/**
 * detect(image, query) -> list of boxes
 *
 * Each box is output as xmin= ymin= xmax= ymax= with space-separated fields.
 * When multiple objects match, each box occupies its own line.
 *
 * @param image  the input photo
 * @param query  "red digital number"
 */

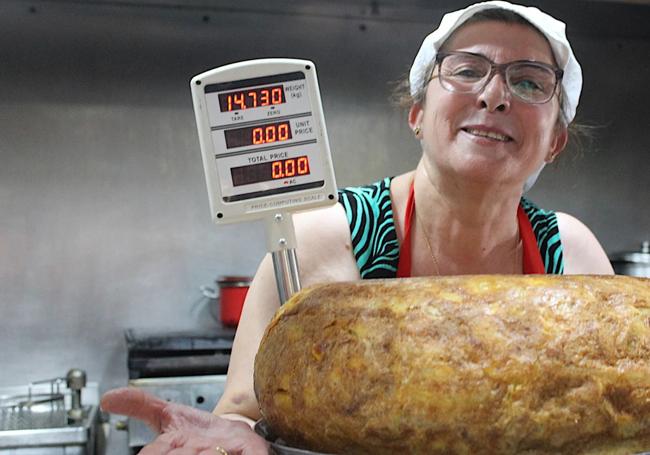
xmin=233 ymin=92 xmax=246 ymax=110
xmin=252 ymin=127 xmax=264 ymax=145
xmin=297 ymin=157 xmax=309 ymax=175
xmin=265 ymin=126 xmax=276 ymax=143
xmin=278 ymin=123 xmax=289 ymax=141
xmin=250 ymin=123 xmax=291 ymax=145
xmin=285 ymin=159 xmax=295 ymax=177
xmin=271 ymin=88 xmax=283 ymax=104
xmin=272 ymin=161 xmax=283 ymax=179
xmin=260 ymin=89 xmax=270 ymax=106
xmin=247 ymin=91 xmax=257 ymax=108
xmin=271 ymin=157 xmax=310 ymax=180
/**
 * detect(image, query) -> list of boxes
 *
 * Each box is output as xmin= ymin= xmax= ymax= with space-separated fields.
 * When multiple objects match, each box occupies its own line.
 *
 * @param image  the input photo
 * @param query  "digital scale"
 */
xmin=190 ymin=59 xmax=337 ymax=303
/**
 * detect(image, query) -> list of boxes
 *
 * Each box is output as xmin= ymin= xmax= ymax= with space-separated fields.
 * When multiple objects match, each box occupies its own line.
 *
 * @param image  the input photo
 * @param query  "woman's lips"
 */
xmin=461 ymin=126 xmax=514 ymax=142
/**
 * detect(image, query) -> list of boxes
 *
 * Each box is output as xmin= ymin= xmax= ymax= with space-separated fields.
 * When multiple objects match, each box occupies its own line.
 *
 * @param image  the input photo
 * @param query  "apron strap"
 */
xmin=517 ymin=204 xmax=546 ymax=274
xmin=396 ymin=182 xmax=415 ymax=278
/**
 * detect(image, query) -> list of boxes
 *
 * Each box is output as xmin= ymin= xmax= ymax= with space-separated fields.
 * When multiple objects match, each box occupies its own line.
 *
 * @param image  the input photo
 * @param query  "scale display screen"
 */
xmin=191 ymin=59 xmax=336 ymax=224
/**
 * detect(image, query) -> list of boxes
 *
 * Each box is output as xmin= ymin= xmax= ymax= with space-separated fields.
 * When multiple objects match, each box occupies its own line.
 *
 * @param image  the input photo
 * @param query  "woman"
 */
xmin=102 ymin=2 xmax=613 ymax=454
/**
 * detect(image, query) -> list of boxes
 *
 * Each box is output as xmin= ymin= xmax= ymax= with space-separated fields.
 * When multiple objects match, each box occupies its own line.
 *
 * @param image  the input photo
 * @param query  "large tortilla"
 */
xmin=254 ymin=275 xmax=650 ymax=454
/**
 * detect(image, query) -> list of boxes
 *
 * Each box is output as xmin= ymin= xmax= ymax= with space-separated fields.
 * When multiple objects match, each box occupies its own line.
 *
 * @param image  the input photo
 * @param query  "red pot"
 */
xmin=217 ymin=276 xmax=251 ymax=327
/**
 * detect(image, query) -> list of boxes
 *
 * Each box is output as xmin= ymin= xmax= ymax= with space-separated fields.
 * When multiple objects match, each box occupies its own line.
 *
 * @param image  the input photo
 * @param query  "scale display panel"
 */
xmin=191 ymin=59 xmax=337 ymax=224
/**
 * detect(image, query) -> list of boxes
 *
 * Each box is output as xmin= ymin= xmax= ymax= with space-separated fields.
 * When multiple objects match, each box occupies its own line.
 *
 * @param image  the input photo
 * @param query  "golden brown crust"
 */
xmin=254 ymin=275 xmax=650 ymax=454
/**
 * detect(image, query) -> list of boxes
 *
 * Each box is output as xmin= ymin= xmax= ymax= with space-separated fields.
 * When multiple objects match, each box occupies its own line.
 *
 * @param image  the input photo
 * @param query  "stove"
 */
xmin=125 ymin=328 xmax=235 ymax=379
xmin=124 ymin=328 xmax=235 ymax=452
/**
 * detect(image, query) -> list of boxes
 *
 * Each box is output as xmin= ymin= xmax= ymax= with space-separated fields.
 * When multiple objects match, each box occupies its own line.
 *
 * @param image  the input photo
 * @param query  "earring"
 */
xmin=414 ymin=126 xmax=421 ymax=137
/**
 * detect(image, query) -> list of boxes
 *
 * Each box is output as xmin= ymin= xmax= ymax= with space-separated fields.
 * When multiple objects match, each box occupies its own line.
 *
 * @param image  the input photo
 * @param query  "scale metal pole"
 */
xmin=265 ymin=212 xmax=301 ymax=304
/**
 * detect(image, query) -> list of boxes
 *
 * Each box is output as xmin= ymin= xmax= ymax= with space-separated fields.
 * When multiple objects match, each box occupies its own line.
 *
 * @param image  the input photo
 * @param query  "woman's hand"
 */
xmin=101 ymin=387 xmax=269 ymax=455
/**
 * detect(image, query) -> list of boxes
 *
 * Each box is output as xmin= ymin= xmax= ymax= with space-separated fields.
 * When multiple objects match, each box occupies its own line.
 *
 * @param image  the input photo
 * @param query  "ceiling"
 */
xmin=11 ymin=0 xmax=650 ymax=38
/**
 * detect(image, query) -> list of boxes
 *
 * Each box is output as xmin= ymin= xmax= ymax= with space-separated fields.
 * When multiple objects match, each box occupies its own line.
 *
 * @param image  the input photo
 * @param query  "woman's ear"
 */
xmin=546 ymin=125 xmax=568 ymax=163
xmin=408 ymin=103 xmax=424 ymax=131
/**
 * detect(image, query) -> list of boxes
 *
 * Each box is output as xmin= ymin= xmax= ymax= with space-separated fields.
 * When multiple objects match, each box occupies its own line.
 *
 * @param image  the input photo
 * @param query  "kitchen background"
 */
xmin=1 ymin=0 xmax=648 ymax=394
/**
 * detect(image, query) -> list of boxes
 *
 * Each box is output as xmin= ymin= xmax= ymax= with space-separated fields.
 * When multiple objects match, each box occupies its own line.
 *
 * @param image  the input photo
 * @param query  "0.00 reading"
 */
xmin=254 ymin=123 xmax=290 ymax=145
xmin=224 ymin=121 xmax=292 ymax=149
xmin=231 ymin=156 xmax=311 ymax=187
xmin=272 ymin=156 xmax=309 ymax=179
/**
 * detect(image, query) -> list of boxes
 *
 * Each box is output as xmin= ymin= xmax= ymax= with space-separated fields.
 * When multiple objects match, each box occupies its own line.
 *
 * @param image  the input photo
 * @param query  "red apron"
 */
xmin=396 ymin=182 xmax=545 ymax=277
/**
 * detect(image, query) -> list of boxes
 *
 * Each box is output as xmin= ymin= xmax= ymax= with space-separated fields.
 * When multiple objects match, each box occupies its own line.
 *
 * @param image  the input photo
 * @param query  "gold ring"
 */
xmin=215 ymin=446 xmax=228 ymax=455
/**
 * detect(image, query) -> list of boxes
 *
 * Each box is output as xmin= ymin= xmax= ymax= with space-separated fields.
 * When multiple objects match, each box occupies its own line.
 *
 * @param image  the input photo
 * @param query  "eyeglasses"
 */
xmin=434 ymin=51 xmax=563 ymax=104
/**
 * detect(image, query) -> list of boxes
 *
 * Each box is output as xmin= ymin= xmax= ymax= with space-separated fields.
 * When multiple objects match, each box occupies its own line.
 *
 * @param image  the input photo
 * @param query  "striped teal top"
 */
xmin=338 ymin=177 xmax=564 ymax=278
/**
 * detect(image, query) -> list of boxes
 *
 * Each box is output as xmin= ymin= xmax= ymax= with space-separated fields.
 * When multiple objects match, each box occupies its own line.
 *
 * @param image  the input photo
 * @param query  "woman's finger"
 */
xmin=101 ymin=387 xmax=168 ymax=432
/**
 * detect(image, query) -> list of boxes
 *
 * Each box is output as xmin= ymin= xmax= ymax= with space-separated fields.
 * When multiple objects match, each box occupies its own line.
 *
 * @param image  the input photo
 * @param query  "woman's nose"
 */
xmin=476 ymin=73 xmax=511 ymax=113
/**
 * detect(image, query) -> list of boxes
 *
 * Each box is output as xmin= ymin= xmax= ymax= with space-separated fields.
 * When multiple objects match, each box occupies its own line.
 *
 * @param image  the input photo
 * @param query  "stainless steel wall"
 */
xmin=1 ymin=0 xmax=648 ymax=389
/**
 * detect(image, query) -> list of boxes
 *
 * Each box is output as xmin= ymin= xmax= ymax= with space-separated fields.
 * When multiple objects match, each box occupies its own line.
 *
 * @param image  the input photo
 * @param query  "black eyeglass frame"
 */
xmin=432 ymin=51 xmax=564 ymax=104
